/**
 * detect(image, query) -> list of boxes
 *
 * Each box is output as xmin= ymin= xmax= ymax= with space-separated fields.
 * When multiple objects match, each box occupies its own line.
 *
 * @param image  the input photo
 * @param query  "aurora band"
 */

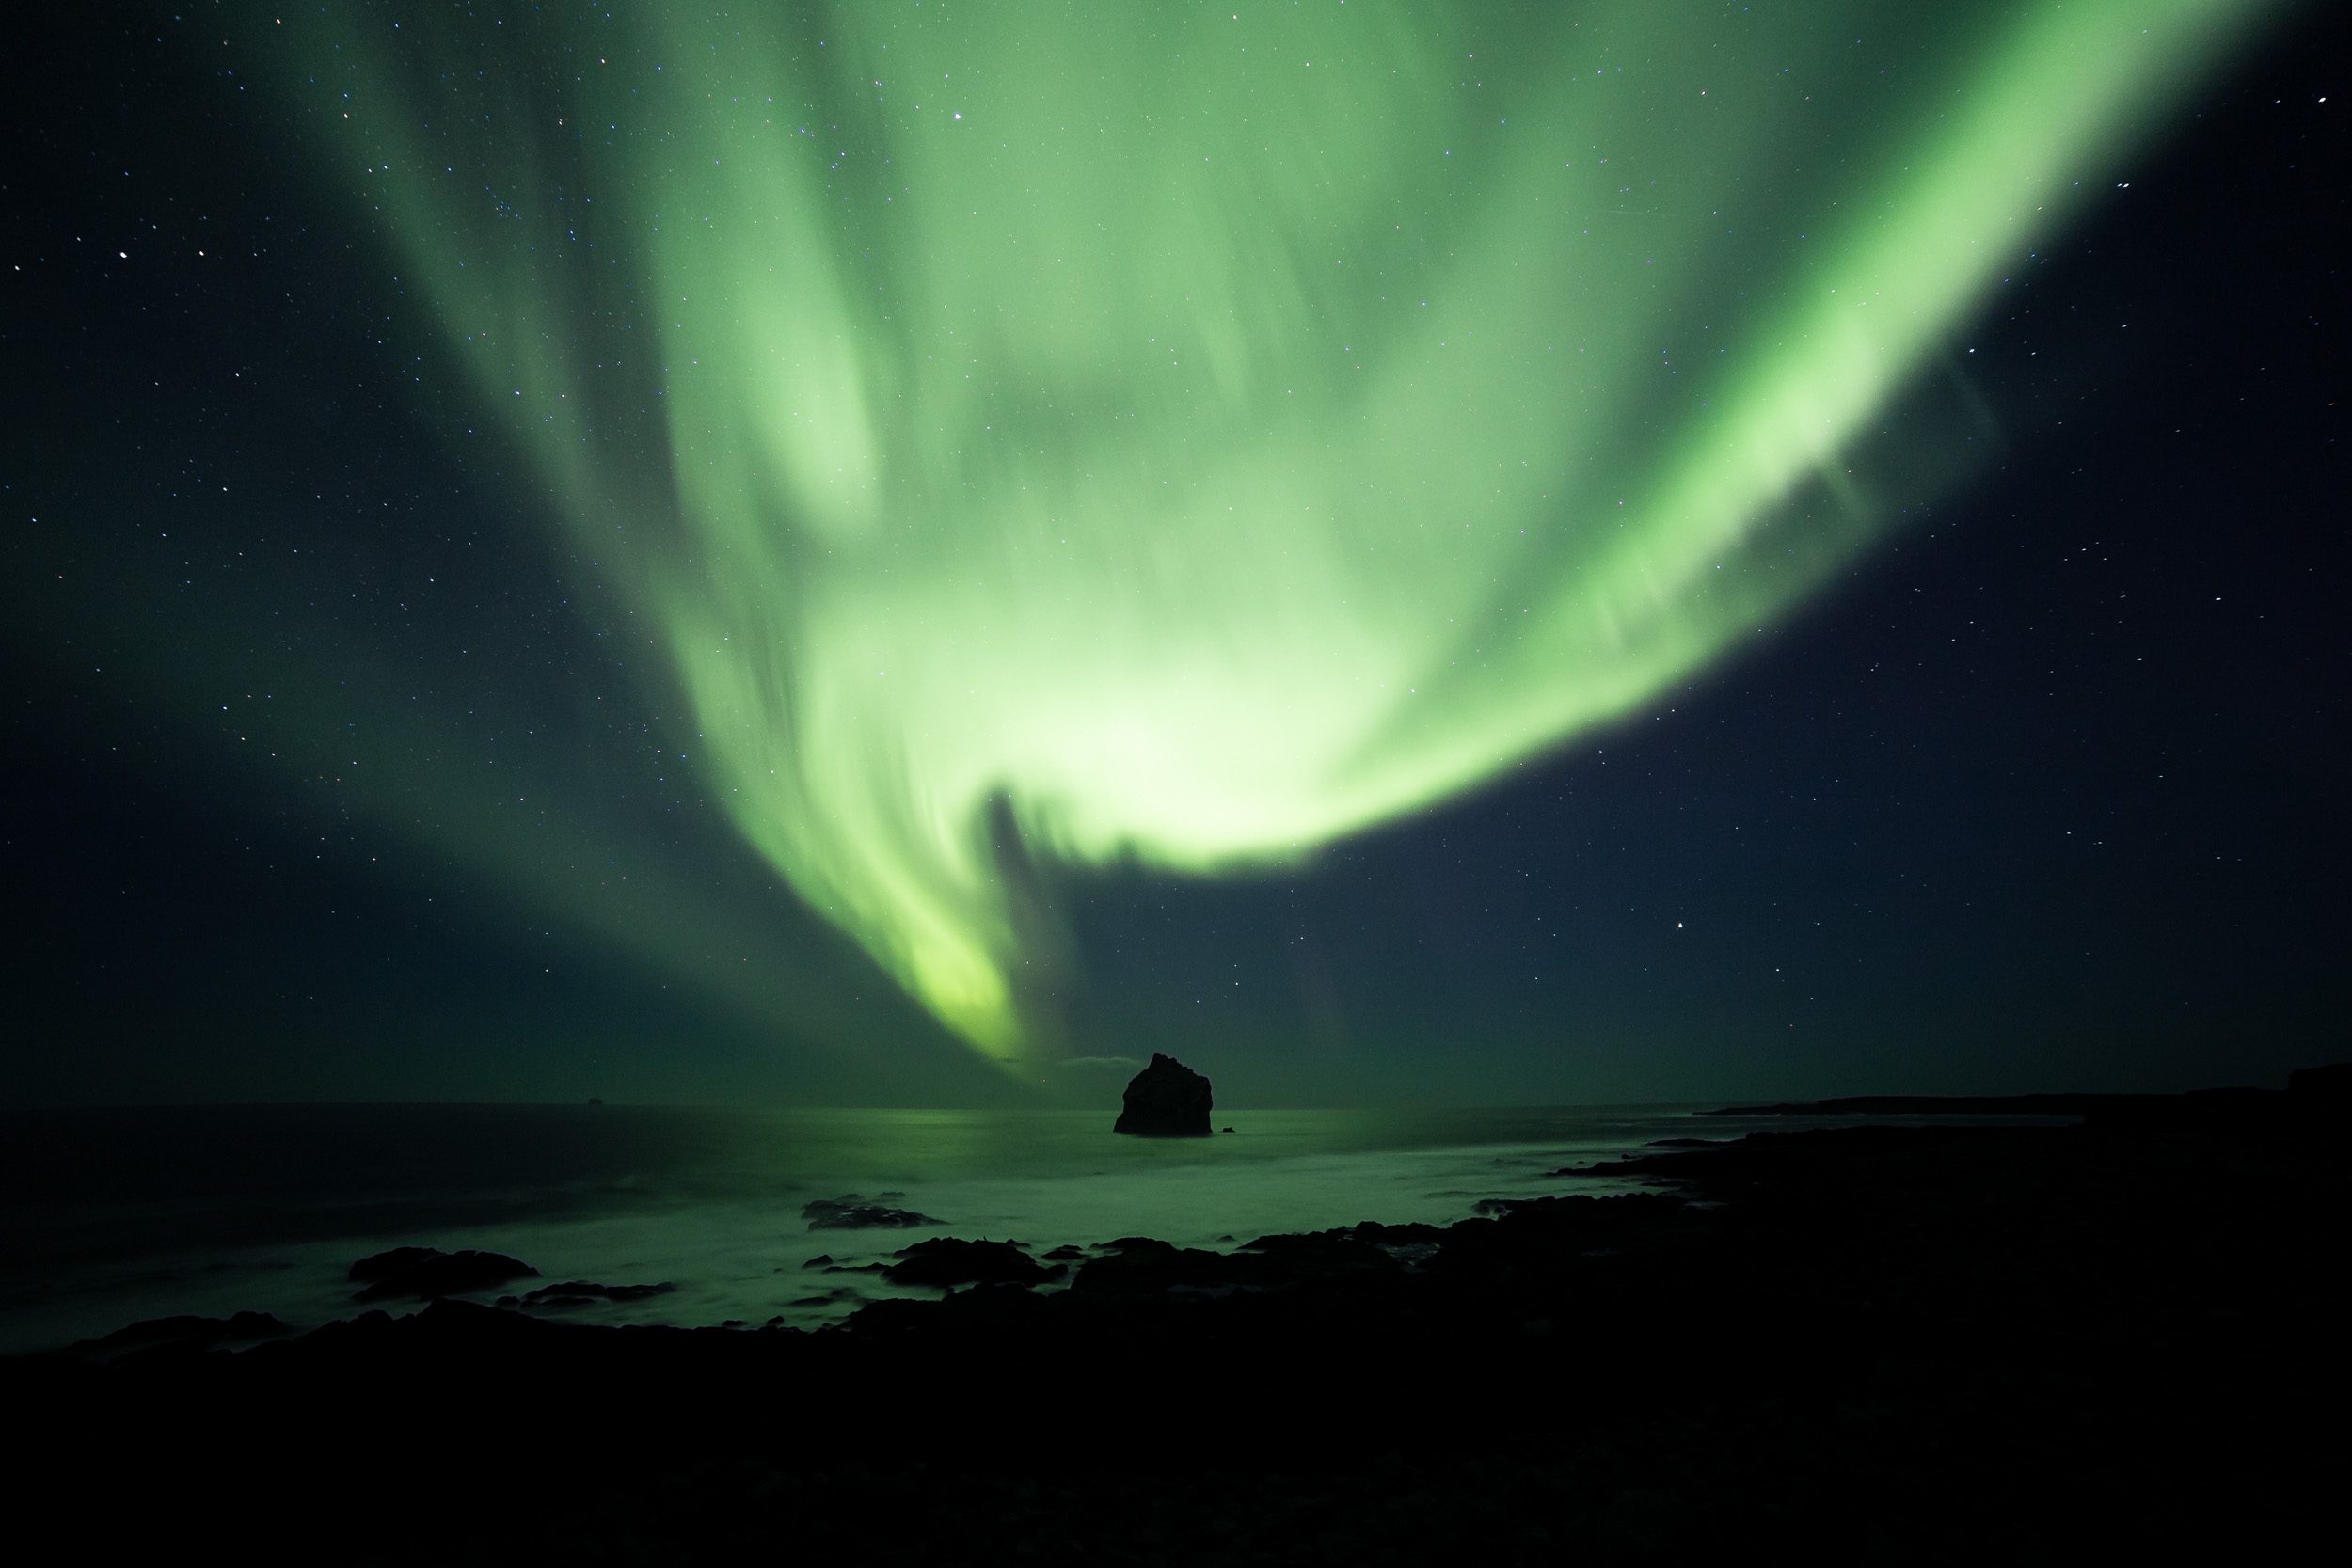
xmin=287 ymin=1 xmax=2275 ymax=1068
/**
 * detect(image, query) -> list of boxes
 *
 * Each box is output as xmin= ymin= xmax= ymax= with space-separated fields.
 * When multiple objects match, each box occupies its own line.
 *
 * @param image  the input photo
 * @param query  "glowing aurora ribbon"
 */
xmin=288 ymin=0 xmax=2273 ymax=1065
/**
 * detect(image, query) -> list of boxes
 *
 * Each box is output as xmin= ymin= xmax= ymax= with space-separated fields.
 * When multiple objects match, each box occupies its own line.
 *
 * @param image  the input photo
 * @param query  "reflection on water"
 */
xmin=0 ymin=1103 xmax=1753 ymax=1354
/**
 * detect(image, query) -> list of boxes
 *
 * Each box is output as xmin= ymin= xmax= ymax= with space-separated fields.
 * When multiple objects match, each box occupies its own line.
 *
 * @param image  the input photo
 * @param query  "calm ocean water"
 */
xmin=0 ymin=1102 xmax=1779 ymax=1355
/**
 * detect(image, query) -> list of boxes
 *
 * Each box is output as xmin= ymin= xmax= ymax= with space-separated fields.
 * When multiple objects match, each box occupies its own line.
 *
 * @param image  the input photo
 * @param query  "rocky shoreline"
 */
xmin=8 ymin=1090 xmax=2346 ymax=1563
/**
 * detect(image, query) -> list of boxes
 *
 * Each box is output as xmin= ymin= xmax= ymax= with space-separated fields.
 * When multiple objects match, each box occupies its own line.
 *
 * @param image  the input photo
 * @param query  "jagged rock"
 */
xmin=803 ymin=1196 xmax=939 ymax=1229
xmin=881 ymin=1238 xmax=1060 ymax=1288
xmin=353 ymin=1250 xmax=540 ymax=1302
xmin=1113 ymin=1053 xmax=1214 ymax=1137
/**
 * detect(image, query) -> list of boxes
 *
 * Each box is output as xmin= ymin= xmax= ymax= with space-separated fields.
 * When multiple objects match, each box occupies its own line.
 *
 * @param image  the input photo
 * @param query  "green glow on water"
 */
xmin=288 ymin=2 xmax=2271 ymax=1066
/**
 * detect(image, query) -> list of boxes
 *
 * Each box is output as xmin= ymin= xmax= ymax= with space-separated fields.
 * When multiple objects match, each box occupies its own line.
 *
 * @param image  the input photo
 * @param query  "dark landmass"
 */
xmin=1707 ymin=1068 xmax=2349 ymax=1124
xmin=1113 ymin=1052 xmax=1214 ymax=1136
xmin=8 ymin=1076 xmax=2346 ymax=1563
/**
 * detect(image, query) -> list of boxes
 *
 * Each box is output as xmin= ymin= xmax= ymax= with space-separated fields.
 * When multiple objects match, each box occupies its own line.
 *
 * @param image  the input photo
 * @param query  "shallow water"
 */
xmin=0 ymin=1102 xmax=1779 ymax=1354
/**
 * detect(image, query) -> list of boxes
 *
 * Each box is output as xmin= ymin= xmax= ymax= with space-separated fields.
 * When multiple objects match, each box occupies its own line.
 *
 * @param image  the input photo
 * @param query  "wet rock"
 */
xmin=803 ymin=1254 xmax=834 ymax=1268
xmin=1219 ymin=1126 xmax=1236 ymax=1134
xmin=789 ymin=1287 xmax=863 ymax=1307
xmin=1042 ymin=1244 xmax=1087 ymax=1261
xmin=803 ymin=1196 xmax=939 ymax=1230
xmin=1113 ymin=1053 xmax=1214 ymax=1137
xmin=1075 ymin=1227 xmax=1410 ymax=1295
xmin=881 ymin=1238 xmax=1060 ymax=1288
xmin=353 ymin=1250 xmax=540 ymax=1302
xmin=519 ymin=1280 xmax=675 ymax=1306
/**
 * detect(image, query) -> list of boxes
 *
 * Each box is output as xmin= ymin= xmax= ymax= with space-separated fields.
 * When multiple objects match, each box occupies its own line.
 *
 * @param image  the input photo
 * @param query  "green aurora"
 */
xmin=283 ymin=1 xmax=2276 ymax=1070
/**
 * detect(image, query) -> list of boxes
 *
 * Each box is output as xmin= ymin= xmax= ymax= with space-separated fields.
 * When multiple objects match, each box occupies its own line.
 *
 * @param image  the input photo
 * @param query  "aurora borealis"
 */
xmin=278 ymin=1 xmax=2270 ymax=1066
xmin=7 ymin=2 xmax=2343 ymax=1104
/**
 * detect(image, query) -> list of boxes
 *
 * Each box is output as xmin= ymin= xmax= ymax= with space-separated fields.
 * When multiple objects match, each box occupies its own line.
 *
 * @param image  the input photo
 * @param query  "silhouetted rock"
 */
xmin=1042 ymin=1244 xmax=1086 ymax=1261
xmin=803 ymin=1254 xmax=834 ymax=1269
xmin=348 ymin=1246 xmax=446 ymax=1284
xmin=803 ymin=1195 xmax=938 ymax=1229
xmin=520 ymin=1280 xmax=675 ymax=1307
xmin=2289 ymin=1063 xmax=2352 ymax=1103
xmin=84 ymin=1311 xmax=289 ymax=1354
xmin=1113 ymin=1053 xmax=1214 ymax=1137
xmin=1069 ymin=1228 xmax=1406 ymax=1295
xmin=1701 ymin=1087 xmax=2316 ymax=1129
xmin=353 ymin=1249 xmax=539 ymax=1302
xmin=881 ymin=1238 xmax=1060 ymax=1287
xmin=1219 ymin=1126 xmax=1235 ymax=1134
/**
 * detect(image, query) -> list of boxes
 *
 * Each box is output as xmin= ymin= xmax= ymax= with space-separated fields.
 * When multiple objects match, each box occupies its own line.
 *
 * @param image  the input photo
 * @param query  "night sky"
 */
xmin=6 ymin=3 xmax=2343 ymax=1109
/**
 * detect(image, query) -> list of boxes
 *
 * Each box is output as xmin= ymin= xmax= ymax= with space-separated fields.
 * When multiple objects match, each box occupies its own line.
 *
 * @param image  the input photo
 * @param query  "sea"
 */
xmin=0 ymin=1101 xmax=1815 ymax=1356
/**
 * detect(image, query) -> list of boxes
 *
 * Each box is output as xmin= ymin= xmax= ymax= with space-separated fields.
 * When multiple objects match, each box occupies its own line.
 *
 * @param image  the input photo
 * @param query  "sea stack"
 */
xmin=1113 ymin=1053 xmax=1214 ymax=1137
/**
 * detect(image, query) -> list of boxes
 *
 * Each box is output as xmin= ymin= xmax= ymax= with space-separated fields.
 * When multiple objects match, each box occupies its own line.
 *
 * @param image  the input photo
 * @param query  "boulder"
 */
xmin=1113 ymin=1053 xmax=1214 ymax=1137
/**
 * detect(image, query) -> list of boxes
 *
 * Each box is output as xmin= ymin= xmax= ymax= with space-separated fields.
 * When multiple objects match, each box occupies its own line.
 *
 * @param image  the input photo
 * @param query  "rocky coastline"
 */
xmin=8 ymin=1078 xmax=2346 ymax=1563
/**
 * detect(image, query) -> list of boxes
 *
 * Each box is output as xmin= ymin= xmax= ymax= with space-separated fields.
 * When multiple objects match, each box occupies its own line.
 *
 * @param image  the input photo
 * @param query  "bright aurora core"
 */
xmin=279 ymin=1 xmax=2275 ymax=1069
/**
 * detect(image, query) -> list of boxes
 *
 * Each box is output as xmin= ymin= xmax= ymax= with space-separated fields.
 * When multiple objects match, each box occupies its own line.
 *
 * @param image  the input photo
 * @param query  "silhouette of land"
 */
xmin=8 ymin=1070 xmax=2345 ymax=1563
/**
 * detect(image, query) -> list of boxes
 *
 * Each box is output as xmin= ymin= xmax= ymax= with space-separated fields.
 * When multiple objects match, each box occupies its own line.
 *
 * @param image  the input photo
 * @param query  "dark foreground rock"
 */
xmin=78 ymin=1311 xmax=289 ymax=1355
xmin=516 ymin=1280 xmax=675 ymax=1308
xmin=802 ymin=1196 xmax=939 ymax=1229
xmin=1704 ymin=1070 xmax=2352 ymax=1129
xmin=351 ymin=1249 xmax=539 ymax=1302
xmin=347 ymin=1246 xmax=445 ymax=1283
xmin=1111 ymin=1052 xmax=1213 ymax=1136
xmin=881 ymin=1238 xmax=1061 ymax=1288
xmin=11 ymin=1108 xmax=2348 ymax=1566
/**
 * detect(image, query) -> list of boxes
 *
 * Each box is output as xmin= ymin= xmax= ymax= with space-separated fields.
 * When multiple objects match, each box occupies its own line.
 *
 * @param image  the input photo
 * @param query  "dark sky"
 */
xmin=5 ymin=5 xmax=2344 ymax=1107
